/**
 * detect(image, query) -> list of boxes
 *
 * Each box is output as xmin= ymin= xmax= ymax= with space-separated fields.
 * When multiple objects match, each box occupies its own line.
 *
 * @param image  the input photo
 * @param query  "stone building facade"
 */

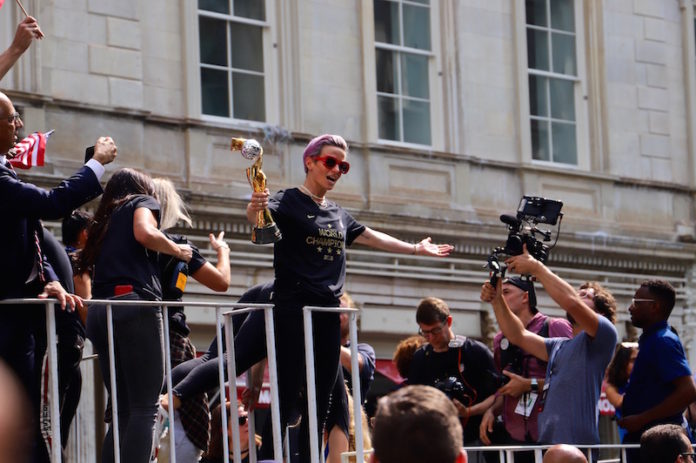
xmin=4 ymin=0 xmax=696 ymax=368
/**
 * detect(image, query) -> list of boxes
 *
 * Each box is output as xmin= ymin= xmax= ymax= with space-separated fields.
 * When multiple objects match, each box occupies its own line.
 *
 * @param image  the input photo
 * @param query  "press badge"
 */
xmin=514 ymin=392 xmax=538 ymax=417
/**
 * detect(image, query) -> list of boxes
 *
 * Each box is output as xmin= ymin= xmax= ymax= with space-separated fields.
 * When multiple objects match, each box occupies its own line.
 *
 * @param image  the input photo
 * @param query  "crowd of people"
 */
xmin=1 ymin=10 xmax=696 ymax=463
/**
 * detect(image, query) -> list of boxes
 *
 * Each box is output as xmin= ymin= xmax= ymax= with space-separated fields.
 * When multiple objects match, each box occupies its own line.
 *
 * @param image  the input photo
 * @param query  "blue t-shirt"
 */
xmin=622 ymin=321 xmax=692 ymax=432
xmin=344 ymin=342 xmax=376 ymax=403
xmin=268 ymin=188 xmax=364 ymax=300
xmin=538 ymin=316 xmax=618 ymax=444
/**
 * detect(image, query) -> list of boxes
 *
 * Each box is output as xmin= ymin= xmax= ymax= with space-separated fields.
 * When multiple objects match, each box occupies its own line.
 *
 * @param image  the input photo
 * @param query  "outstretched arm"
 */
xmin=505 ymin=245 xmax=599 ymax=337
xmin=353 ymin=227 xmax=453 ymax=257
xmin=191 ymin=232 xmax=231 ymax=292
xmin=0 ymin=16 xmax=43 ymax=80
xmin=481 ymin=279 xmax=548 ymax=361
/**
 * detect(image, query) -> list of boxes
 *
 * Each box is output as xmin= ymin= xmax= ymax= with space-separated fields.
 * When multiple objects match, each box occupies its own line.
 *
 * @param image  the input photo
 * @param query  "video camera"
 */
xmin=487 ymin=196 xmax=564 ymax=284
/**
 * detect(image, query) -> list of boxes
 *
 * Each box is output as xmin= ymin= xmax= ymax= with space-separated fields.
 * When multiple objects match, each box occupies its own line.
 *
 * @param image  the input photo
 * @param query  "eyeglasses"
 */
xmin=4 ymin=112 xmax=20 ymax=124
xmin=418 ymin=321 xmax=447 ymax=337
xmin=314 ymin=155 xmax=350 ymax=174
xmin=631 ymin=298 xmax=655 ymax=305
xmin=680 ymin=452 xmax=696 ymax=462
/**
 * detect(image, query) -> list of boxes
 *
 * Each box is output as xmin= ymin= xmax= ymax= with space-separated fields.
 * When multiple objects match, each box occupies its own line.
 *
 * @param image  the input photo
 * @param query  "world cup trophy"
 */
xmin=231 ymin=137 xmax=282 ymax=244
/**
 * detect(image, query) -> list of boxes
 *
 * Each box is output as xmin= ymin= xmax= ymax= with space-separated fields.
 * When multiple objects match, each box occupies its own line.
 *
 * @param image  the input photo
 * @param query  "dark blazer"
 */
xmin=0 ymin=164 xmax=103 ymax=298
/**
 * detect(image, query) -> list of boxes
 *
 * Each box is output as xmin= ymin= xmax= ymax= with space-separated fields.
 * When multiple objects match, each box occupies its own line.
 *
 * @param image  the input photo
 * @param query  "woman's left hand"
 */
xmin=209 ymin=231 xmax=229 ymax=252
xmin=415 ymin=237 xmax=454 ymax=257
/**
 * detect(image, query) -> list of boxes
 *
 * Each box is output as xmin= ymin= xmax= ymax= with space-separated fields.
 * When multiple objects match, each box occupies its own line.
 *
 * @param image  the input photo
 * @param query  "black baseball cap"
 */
xmin=503 ymin=276 xmax=537 ymax=312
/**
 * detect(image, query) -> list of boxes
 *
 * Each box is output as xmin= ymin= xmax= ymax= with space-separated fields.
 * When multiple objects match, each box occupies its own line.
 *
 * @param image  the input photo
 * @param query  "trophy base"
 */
xmin=252 ymin=223 xmax=282 ymax=245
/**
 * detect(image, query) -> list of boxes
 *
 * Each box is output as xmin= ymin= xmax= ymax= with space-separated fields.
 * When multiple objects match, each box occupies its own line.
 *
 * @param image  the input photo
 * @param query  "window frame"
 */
xmin=364 ymin=0 xmax=444 ymax=151
xmin=184 ymin=0 xmax=279 ymax=128
xmin=515 ymin=0 xmax=589 ymax=169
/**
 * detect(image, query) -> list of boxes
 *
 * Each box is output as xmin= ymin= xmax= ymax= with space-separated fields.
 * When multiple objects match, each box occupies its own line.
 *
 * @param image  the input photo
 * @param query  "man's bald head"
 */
xmin=543 ymin=444 xmax=588 ymax=463
xmin=0 ymin=91 xmax=21 ymax=155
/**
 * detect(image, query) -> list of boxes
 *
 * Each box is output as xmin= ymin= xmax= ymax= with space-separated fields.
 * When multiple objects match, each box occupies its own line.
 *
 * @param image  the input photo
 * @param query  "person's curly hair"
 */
xmin=392 ymin=335 xmax=427 ymax=379
xmin=579 ymin=281 xmax=617 ymax=324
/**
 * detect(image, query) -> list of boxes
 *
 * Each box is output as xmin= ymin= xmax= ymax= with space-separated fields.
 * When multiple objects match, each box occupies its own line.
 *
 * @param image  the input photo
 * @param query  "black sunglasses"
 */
xmin=238 ymin=415 xmax=248 ymax=426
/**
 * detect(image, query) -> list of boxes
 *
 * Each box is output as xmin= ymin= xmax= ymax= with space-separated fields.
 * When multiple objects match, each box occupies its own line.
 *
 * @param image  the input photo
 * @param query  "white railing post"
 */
xmin=215 ymin=307 xmax=231 ymax=462
xmin=223 ymin=313 xmax=242 ymax=463
xmin=162 ymin=305 xmax=177 ymax=463
xmin=105 ymin=303 xmax=120 ymax=463
xmin=348 ymin=311 xmax=364 ymax=463
xmin=45 ymin=300 xmax=62 ymax=463
xmin=263 ymin=306 xmax=283 ymax=461
xmin=302 ymin=306 xmax=320 ymax=463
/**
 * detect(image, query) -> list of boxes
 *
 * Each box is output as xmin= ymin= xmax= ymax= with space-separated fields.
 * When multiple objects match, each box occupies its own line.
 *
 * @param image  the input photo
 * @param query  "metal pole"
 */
xmin=106 ymin=303 xmax=121 ymax=463
xmin=224 ymin=314 xmax=242 ymax=463
xmin=264 ymin=306 xmax=283 ymax=460
xmin=303 ymin=307 xmax=320 ymax=463
xmin=162 ymin=305 xmax=177 ymax=463
xmin=348 ymin=312 xmax=364 ymax=463
xmin=215 ymin=307 xmax=231 ymax=462
xmin=245 ymin=369 xmax=257 ymax=463
xmin=45 ymin=301 xmax=62 ymax=462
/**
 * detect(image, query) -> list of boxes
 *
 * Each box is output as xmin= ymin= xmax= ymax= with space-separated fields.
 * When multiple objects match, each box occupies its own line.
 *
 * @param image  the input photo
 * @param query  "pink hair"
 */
xmin=302 ymin=134 xmax=348 ymax=173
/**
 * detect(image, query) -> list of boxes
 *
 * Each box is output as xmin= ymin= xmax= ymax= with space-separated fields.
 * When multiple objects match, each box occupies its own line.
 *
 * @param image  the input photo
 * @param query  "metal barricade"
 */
xmin=0 ymin=298 xmax=279 ymax=463
xmin=303 ymin=305 xmax=363 ymax=463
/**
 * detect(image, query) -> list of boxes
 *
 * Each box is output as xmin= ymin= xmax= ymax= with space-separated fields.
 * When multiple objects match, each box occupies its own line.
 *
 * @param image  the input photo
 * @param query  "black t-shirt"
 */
xmin=159 ymin=233 xmax=206 ymax=301
xmin=268 ymin=188 xmax=365 ymax=300
xmin=408 ymin=337 xmax=500 ymax=443
xmin=92 ymin=195 xmax=162 ymax=300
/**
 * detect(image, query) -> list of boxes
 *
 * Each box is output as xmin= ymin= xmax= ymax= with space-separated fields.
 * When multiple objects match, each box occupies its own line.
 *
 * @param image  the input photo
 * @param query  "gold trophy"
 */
xmin=231 ymin=137 xmax=282 ymax=244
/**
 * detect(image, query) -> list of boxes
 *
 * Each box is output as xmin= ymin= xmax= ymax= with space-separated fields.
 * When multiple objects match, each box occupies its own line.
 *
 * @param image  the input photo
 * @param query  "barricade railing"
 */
xmin=340 ymin=444 xmax=643 ymax=463
xmin=303 ymin=305 xmax=363 ymax=463
xmin=0 ymin=298 xmax=278 ymax=463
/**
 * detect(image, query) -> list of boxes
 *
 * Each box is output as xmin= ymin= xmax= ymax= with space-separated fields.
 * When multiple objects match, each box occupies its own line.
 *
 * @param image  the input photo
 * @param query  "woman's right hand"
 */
xmin=177 ymin=244 xmax=193 ymax=263
xmin=248 ymin=188 xmax=270 ymax=214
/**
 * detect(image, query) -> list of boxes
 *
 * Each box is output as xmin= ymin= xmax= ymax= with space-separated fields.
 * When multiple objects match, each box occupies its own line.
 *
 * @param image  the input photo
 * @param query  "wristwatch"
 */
xmin=530 ymin=378 xmax=539 ymax=392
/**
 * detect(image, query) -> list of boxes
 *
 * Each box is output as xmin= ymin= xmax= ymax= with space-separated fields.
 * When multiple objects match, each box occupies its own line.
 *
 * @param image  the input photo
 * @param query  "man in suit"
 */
xmin=0 ymin=90 xmax=117 ymax=460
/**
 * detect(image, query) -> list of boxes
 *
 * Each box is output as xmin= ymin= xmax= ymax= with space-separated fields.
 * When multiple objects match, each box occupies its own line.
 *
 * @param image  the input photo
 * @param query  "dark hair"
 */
xmin=641 ymin=280 xmax=677 ymax=318
xmin=372 ymin=385 xmax=462 ymax=463
xmin=61 ymin=210 xmax=93 ymax=247
xmin=579 ymin=281 xmax=617 ymax=324
xmin=79 ymin=168 xmax=156 ymax=272
xmin=640 ymin=424 xmax=691 ymax=463
xmin=392 ymin=335 xmax=427 ymax=378
xmin=606 ymin=342 xmax=638 ymax=388
xmin=416 ymin=297 xmax=450 ymax=325
xmin=204 ymin=401 xmax=260 ymax=459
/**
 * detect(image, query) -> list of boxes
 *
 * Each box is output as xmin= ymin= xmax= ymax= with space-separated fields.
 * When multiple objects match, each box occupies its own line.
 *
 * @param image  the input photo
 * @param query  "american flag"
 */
xmin=8 ymin=130 xmax=54 ymax=169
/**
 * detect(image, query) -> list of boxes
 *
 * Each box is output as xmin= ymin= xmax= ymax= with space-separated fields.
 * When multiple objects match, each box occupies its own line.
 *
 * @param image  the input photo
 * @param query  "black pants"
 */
xmin=86 ymin=294 xmax=164 ymax=463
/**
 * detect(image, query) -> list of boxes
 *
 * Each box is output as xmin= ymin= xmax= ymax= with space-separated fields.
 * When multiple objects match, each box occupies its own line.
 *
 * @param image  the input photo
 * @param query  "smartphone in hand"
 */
xmin=84 ymin=146 xmax=95 ymax=163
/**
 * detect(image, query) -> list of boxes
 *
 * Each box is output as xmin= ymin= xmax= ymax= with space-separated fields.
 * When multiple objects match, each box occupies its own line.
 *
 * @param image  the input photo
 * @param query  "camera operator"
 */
xmin=479 ymin=277 xmax=572 ymax=463
xmin=408 ymin=297 xmax=499 ymax=462
xmin=480 ymin=245 xmax=617 ymax=446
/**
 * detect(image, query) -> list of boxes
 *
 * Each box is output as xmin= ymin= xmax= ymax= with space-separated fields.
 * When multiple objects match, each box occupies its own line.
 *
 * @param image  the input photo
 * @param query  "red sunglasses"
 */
xmin=314 ymin=155 xmax=350 ymax=174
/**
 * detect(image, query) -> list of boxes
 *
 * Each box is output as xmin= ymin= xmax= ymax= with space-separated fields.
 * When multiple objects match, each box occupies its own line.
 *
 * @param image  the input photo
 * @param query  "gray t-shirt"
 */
xmin=538 ymin=316 xmax=617 ymax=444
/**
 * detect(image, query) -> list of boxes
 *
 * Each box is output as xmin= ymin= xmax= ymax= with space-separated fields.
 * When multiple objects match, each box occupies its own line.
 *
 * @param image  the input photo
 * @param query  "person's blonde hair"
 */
xmin=152 ymin=177 xmax=192 ymax=231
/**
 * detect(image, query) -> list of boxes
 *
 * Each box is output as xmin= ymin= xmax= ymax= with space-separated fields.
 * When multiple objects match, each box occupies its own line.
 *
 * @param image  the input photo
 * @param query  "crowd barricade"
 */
xmin=0 ymin=298 xmax=279 ymax=463
xmin=340 ymin=444 xmax=642 ymax=463
xmin=303 ymin=305 xmax=363 ymax=463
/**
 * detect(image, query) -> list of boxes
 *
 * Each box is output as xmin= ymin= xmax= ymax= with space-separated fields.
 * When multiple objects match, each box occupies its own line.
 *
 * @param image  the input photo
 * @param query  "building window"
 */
xmin=198 ymin=0 xmax=266 ymax=121
xmin=526 ymin=0 xmax=578 ymax=164
xmin=374 ymin=0 xmax=432 ymax=146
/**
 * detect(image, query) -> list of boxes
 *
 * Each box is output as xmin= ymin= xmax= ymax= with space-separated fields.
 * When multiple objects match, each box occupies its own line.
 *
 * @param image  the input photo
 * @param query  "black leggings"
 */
xmin=86 ymin=294 xmax=164 ymax=463
xmin=171 ymin=295 xmax=341 ymax=461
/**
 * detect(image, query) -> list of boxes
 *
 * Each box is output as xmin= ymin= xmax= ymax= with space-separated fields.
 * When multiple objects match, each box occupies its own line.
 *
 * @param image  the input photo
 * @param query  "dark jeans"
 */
xmin=86 ymin=294 xmax=164 ymax=463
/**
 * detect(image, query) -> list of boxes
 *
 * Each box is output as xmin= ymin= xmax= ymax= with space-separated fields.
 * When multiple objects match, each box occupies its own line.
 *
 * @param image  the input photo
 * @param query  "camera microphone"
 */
xmin=500 ymin=214 xmax=520 ymax=228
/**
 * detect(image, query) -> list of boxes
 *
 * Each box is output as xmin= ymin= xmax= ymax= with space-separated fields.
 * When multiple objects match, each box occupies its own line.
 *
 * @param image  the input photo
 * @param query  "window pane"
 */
xmin=376 ymin=49 xmax=398 ymax=94
xmin=531 ymin=119 xmax=550 ymax=161
xmin=378 ymin=95 xmax=401 ymax=141
xmin=410 ymin=0 xmax=430 ymax=4
xmin=525 ymin=0 xmax=547 ymax=27
xmin=199 ymin=17 xmax=227 ymax=66
xmin=199 ymin=0 xmax=229 ymax=14
xmin=552 ymin=122 xmax=577 ymax=164
xmin=234 ymin=0 xmax=265 ymax=20
xmin=232 ymin=72 xmax=265 ymax=121
xmin=549 ymin=78 xmax=575 ymax=121
xmin=401 ymin=53 xmax=429 ymax=98
xmin=403 ymin=99 xmax=431 ymax=145
xmin=201 ymin=68 xmax=229 ymax=117
xmin=231 ymin=23 xmax=264 ymax=72
xmin=527 ymin=29 xmax=549 ymax=71
xmin=550 ymin=0 xmax=574 ymax=32
xmin=528 ymin=75 xmax=548 ymax=117
xmin=374 ymin=0 xmax=400 ymax=45
xmin=551 ymin=33 xmax=576 ymax=75
xmin=403 ymin=4 xmax=431 ymax=50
